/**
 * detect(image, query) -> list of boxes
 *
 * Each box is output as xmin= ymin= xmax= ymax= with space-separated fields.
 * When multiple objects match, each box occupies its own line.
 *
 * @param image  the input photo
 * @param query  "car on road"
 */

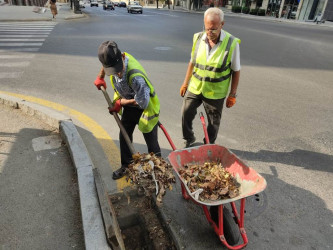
xmin=127 ymin=1 xmax=142 ymax=14
xmin=114 ymin=1 xmax=119 ymax=6
xmin=118 ymin=1 xmax=126 ymax=7
xmin=103 ymin=1 xmax=115 ymax=10
xmin=90 ymin=0 xmax=98 ymax=7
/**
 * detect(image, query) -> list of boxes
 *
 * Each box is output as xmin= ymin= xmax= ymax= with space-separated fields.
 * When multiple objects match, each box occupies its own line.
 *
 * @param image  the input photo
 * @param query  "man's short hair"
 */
xmin=204 ymin=7 xmax=224 ymax=22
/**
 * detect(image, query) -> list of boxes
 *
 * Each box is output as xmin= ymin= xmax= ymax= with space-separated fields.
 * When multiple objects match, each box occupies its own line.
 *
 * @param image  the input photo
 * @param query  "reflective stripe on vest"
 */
xmin=188 ymin=31 xmax=240 ymax=99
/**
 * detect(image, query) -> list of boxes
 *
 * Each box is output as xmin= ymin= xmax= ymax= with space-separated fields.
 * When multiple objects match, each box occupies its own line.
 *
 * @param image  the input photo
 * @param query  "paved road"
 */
xmin=0 ymin=5 xmax=332 ymax=249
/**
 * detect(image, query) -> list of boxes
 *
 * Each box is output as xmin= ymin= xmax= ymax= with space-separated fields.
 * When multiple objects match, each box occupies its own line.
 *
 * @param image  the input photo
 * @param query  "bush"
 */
xmin=232 ymin=6 xmax=242 ymax=13
xmin=241 ymin=6 xmax=249 ymax=14
xmin=249 ymin=8 xmax=258 ymax=15
xmin=258 ymin=8 xmax=266 ymax=16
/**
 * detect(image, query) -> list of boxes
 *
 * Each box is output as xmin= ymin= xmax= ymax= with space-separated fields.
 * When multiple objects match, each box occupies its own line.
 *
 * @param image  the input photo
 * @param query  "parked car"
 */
xmin=79 ymin=0 xmax=85 ymax=8
xmin=118 ymin=1 xmax=126 ymax=7
xmin=103 ymin=1 xmax=115 ymax=10
xmin=114 ymin=1 xmax=119 ymax=6
xmin=127 ymin=1 xmax=142 ymax=14
xmin=90 ymin=0 xmax=98 ymax=7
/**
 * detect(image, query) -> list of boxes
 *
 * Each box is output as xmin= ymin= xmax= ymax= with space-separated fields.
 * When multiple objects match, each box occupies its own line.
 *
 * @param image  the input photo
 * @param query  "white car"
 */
xmin=127 ymin=1 xmax=142 ymax=14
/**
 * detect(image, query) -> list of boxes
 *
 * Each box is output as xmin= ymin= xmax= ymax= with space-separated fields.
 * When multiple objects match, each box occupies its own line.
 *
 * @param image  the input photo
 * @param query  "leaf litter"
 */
xmin=179 ymin=161 xmax=240 ymax=201
xmin=125 ymin=152 xmax=176 ymax=206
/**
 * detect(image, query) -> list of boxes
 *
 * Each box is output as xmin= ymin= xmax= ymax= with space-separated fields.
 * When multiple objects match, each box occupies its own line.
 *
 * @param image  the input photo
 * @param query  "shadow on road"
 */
xmin=230 ymin=148 xmax=333 ymax=173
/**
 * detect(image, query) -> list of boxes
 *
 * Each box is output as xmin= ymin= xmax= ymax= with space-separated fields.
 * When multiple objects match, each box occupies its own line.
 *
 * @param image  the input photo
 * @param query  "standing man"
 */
xmin=180 ymin=7 xmax=241 ymax=147
xmin=94 ymin=41 xmax=161 ymax=180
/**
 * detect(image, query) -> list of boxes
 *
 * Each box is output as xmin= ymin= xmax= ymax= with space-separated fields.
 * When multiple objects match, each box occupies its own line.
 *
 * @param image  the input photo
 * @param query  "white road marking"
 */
xmin=0 ymin=30 xmax=50 ymax=36
xmin=0 ymin=35 xmax=48 ymax=38
xmin=0 ymin=39 xmax=46 ymax=42
xmin=0 ymin=72 xmax=23 ymax=78
xmin=143 ymin=10 xmax=178 ymax=17
xmin=32 ymin=135 xmax=62 ymax=152
xmin=154 ymin=47 xmax=172 ymax=50
xmin=0 ymin=22 xmax=56 ymax=79
xmin=0 ymin=54 xmax=35 ymax=59
xmin=0 ymin=43 xmax=43 ymax=46
xmin=0 ymin=48 xmax=40 ymax=52
xmin=0 ymin=62 xmax=30 ymax=67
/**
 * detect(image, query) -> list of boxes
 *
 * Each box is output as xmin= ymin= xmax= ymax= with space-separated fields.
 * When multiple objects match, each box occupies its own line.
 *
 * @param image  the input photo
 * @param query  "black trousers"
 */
xmin=120 ymin=106 xmax=161 ymax=167
xmin=182 ymin=91 xmax=225 ymax=144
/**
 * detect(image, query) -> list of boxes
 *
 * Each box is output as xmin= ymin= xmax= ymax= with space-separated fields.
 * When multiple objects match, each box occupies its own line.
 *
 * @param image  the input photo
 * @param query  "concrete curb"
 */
xmin=0 ymin=93 xmax=110 ymax=250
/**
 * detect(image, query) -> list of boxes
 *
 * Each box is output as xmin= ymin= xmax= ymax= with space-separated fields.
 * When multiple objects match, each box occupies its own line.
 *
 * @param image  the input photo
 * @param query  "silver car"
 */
xmin=127 ymin=1 xmax=143 ymax=14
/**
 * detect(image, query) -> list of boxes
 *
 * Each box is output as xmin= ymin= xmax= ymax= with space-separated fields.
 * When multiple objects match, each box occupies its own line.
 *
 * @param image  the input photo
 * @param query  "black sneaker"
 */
xmin=184 ymin=136 xmax=196 ymax=148
xmin=112 ymin=166 xmax=127 ymax=180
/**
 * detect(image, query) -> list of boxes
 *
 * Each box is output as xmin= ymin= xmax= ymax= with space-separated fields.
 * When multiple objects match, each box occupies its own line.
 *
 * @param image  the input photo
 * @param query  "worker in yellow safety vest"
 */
xmin=94 ymin=41 xmax=161 ymax=180
xmin=180 ymin=7 xmax=241 ymax=147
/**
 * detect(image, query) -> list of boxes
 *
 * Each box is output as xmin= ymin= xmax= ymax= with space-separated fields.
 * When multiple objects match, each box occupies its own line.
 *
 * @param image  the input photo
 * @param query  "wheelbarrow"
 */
xmin=159 ymin=113 xmax=267 ymax=249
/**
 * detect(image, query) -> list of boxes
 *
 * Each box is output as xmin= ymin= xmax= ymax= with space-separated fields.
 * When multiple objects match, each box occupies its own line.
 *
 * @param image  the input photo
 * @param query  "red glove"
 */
xmin=94 ymin=77 xmax=106 ymax=90
xmin=108 ymin=99 xmax=122 ymax=113
xmin=226 ymin=96 xmax=236 ymax=108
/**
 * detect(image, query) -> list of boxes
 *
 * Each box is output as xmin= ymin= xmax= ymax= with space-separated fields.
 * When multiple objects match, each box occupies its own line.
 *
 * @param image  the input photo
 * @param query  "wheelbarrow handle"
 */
xmin=100 ymin=86 xmax=136 ymax=156
xmin=199 ymin=112 xmax=210 ymax=144
xmin=158 ymin=121 xmax=177 ymax=151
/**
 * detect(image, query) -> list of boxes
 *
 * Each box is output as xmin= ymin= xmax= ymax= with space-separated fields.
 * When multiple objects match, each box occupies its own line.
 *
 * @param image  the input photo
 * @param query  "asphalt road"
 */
xmin=0 ymin=5 xmax=332 ymax=249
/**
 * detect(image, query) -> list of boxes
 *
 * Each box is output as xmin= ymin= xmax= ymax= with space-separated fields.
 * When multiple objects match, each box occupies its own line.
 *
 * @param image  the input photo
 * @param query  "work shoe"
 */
xmin=112 ymin=166 xmax=127 ymax=180
xmin=184 ymin=136 xmax=196 ymax=148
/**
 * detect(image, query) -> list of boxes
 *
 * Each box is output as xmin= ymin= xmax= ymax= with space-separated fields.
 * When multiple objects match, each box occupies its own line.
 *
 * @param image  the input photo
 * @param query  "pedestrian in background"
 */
xmin=94 ymin=41 xmax=161 ymax=180
xmin=179 ymin=7 xmax=241 ymax=147
xmin=50 ymin=0 xmax=57 ymax=19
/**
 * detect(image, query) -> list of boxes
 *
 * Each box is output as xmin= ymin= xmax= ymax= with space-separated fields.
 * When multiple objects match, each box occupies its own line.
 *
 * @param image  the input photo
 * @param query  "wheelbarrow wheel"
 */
xmin=210 ymin=206 xmax=240 ymax=246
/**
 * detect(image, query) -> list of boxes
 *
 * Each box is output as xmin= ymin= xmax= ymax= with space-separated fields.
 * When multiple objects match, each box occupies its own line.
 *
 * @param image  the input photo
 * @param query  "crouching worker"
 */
xmin=94 ymin=41 xmax=161 ymax=180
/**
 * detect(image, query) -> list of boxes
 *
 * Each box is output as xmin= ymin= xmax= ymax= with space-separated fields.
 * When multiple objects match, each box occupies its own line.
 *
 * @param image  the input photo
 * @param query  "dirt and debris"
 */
xmin=179 ymin=161 xmax=240 ymax=201
xmin=125 ymin=152 xmax=176 ymax=206
xmin=110 ymin=190 xmax=176 ymax=250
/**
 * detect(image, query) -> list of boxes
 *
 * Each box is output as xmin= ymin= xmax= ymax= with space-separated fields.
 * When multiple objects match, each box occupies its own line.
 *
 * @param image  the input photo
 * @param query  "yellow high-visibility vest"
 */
xmin=188 ymin=31 xmax=241 ymax=99
xmin=110 ymin=52 xmax=160 ymax=133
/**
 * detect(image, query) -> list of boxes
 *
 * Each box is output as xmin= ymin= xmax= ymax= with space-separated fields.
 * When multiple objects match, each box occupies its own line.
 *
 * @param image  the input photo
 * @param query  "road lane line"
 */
xmin=0 ymin=91 xmax=128 ymax=191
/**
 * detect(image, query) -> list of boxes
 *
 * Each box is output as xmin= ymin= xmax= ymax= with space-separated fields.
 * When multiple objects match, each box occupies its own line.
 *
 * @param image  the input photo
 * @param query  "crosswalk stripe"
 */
xmin=0 ymin=32 xmax=51 ymax=35
xmin=0 ymin=72 xmax=24 ymax=78
xmin=0 ymin=43 xmax=43 ymax=46
xmin=0 ymin=22 xmax=54 ymax=25
xmin=0 ymin=62 xmax=30 ymax=67
xmin=0 ymin=39 xmax=46 ymax=42
xmin=0 ymin=54 xmax=35 ymax=59
xmin=0 ymin=25 xmax=56 ymax=28
xmin=0 ymin=35 xmax=49 ymax=38
xmin=0 ymin=22 xmax=56 ymax=79
xmin=0 ymin=29 xmax=53 ymax=31
xmin=0 ymin=48 xmax=40 ymax=52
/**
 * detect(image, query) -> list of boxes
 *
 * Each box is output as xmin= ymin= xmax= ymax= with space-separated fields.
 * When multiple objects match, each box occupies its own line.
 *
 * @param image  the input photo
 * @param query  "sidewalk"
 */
xmin=0 ymin=102 xmax=85 ymax=249
xmin=0 ymin=3 xmax=86 ymax=22
xmin=0 ymin=94 xmax=110 ymax=250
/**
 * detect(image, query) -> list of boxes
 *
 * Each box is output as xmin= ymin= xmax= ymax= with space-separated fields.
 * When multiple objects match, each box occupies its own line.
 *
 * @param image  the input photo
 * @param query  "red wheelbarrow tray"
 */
xmin=168 ymin=144 xmax=267 ymax=205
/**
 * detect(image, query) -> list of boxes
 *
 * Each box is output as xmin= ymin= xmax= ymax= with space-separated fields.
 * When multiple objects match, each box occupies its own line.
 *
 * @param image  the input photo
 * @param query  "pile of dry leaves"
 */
xmin=179 ymin=161 xmax=240 ymax=201
xmin=126 ymin=152 xmax=176 ymax=205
